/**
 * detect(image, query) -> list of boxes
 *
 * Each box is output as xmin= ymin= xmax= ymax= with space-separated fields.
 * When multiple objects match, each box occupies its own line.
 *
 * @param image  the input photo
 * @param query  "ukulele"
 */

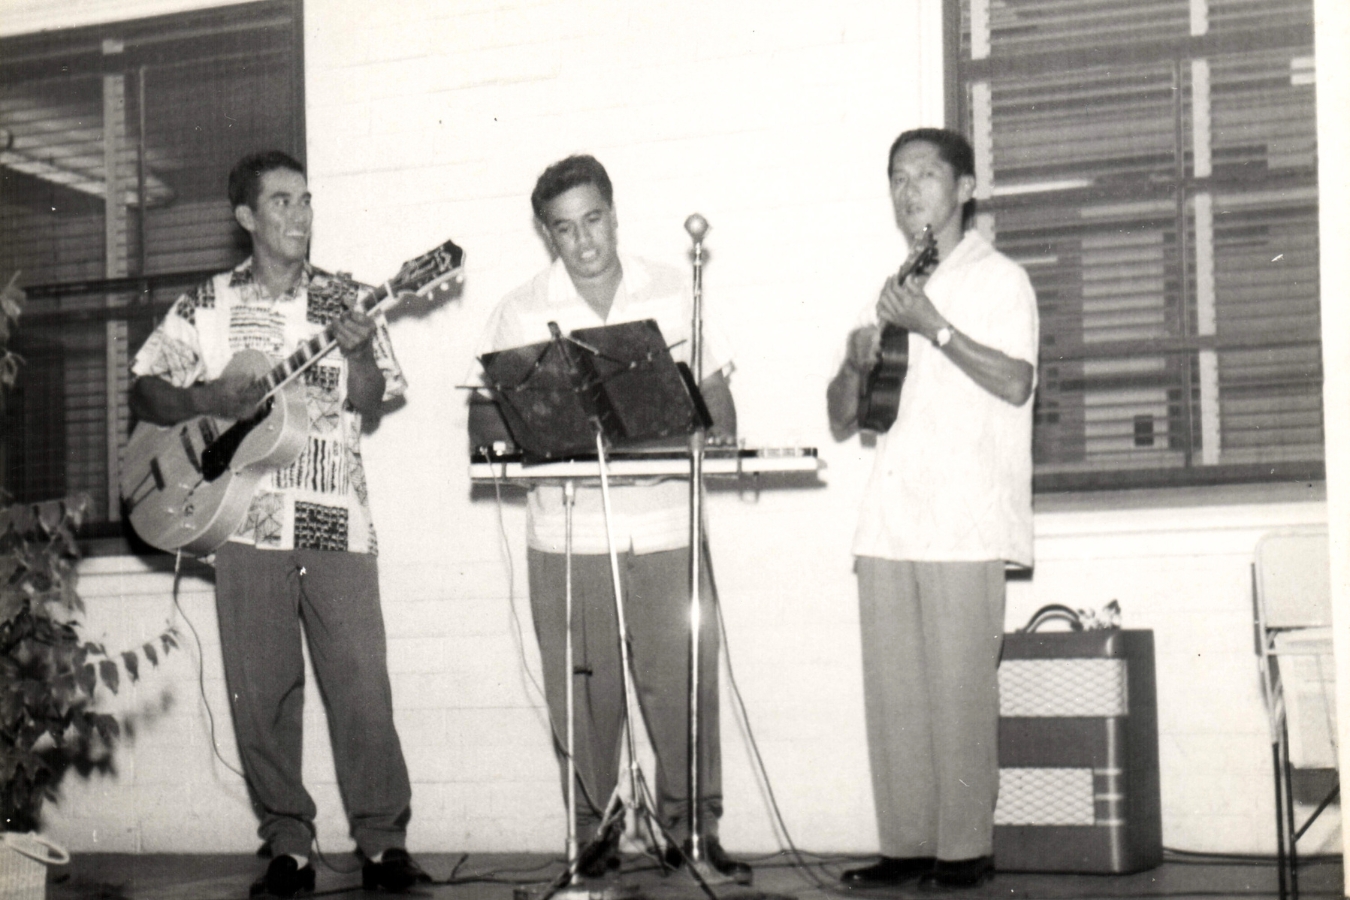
xmin=119 ymin=238 xmax=465 ymax=554
xmin=856 ymin=226 xmax=939 ymax=433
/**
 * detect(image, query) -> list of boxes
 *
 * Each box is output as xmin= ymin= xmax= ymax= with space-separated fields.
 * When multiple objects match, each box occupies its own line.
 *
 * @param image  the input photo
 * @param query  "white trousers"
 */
xmin=856 ymin=557 xmax=1006 ymax=861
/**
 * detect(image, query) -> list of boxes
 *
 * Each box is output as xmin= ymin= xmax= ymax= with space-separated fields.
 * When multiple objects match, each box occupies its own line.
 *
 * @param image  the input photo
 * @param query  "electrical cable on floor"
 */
xmin=174 ymin=552 xmax=365 ymax=877
xmin=172 ymin=550 xmax=244 ymax=782
xmin=486 ymin=465 xmax=610 ymax=824
xmin=479 ymin=466 xmax=611 ymax=884
xmin=702 ymin=533 xmax=860 ymax=897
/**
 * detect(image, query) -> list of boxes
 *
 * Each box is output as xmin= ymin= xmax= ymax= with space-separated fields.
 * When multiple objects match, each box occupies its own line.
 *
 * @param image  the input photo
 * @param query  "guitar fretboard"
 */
xmin=258 ymin=281 xmax=392 ymax=397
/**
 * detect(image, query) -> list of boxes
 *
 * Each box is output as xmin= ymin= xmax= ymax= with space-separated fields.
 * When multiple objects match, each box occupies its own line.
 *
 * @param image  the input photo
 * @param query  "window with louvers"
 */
xmin=0 ymin=1 xmax=304 ymax=544
xmin=949 ymin=0 xmax=1321 ymax=491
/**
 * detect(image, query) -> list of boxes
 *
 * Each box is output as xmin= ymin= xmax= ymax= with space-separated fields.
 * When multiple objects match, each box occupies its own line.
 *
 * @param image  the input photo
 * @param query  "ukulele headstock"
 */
xmin=900 ymin=225 xmax=939 ymax=282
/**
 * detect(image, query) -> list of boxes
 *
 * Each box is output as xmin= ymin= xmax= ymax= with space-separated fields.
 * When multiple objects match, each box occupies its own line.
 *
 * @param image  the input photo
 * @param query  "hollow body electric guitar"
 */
xmin=120 ymin=238 xmax=465 ymax=555
xmin=856 ymin=226 xmax=939 ymax=433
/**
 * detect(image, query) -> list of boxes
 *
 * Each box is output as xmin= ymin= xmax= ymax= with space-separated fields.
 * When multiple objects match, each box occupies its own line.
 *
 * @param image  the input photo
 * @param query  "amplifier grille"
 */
xmin=1000 ymin=658 xmax=1128 ymax=717
xmin=995 ymin=767 xmax=1095 ymax=825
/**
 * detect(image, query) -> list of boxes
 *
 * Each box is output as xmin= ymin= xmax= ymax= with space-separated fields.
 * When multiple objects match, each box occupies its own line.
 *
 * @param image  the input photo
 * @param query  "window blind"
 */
xmin=0 ymin=1 xmax=304 ymax=539
xmin=951 ymin=0 xmax=1321 ymax=490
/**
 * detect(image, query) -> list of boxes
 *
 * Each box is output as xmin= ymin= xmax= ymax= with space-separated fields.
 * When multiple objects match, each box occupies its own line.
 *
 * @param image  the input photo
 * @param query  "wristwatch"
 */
xmin=934 ymin=325 xmax=953 ymax=349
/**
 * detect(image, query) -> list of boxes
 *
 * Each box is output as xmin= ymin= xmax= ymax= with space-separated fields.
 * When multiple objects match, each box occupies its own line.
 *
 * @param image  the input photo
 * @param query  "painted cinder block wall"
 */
xmin=4 ymin=0 xmax=1344 ymax=860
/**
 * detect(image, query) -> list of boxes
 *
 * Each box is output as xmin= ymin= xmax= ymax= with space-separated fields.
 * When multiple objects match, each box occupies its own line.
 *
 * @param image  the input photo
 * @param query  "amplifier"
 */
xmin=994 ymin=629 xmax=1162 ymax=873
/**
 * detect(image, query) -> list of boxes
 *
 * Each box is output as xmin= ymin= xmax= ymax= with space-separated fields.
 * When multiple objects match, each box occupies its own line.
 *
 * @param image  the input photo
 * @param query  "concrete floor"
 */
xmin=37 ymin=850 xmax=1345 ymax=900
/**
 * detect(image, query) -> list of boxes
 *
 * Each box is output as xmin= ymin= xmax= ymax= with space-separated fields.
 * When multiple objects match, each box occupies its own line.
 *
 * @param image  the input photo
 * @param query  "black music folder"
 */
xmin=477 ymin=319 xmax=710 ymax=462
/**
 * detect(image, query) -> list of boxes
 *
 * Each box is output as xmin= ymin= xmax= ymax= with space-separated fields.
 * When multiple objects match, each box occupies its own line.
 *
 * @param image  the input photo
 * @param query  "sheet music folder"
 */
xmin=478 ymin=319 xmax=710 ymax=462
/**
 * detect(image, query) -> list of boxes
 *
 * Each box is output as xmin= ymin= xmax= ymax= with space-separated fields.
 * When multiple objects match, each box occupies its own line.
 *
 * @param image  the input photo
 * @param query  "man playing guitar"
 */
xmin=129 ymin=151 xmax=431 ymax=898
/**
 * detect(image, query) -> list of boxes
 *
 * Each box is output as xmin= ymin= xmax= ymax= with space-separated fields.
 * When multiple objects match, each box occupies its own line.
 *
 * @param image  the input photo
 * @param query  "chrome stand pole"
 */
xmin=683 ymin=213 xmax=708 ymax=862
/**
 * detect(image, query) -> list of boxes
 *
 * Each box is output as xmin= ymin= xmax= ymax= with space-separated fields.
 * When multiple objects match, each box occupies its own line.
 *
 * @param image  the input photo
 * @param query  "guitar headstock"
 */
xmin=389 ymin=238 xmax=466 ymax=297
xmin=899 ymin=225 xmax=939 ymax=282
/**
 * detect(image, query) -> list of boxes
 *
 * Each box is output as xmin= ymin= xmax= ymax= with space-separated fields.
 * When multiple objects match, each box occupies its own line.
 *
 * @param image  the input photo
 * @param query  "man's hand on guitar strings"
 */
xmin=876 ymin=272 xmax=943 ymax=340
xmin=333 ymin=309 xmax=378 ymax=358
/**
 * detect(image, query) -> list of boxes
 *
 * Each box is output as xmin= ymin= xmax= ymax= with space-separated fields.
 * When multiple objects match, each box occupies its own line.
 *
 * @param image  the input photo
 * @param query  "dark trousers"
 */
xmin=856 ymin=557 xmax=1006 ymax=861
xmin=527 ymin=546 xmax=723 ymax=844
xmin=214 ymin=543 xmax=412 ymax=859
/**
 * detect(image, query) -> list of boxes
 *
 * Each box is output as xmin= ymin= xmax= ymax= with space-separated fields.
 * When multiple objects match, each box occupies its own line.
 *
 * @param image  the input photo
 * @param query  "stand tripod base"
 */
xmin=515 ymin=881 xmax=643 ymax=900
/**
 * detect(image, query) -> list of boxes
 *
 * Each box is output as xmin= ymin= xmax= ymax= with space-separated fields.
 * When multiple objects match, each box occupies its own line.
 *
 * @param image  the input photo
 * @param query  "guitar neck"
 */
xmin=257 ymin=280 xmax=392 ymax=399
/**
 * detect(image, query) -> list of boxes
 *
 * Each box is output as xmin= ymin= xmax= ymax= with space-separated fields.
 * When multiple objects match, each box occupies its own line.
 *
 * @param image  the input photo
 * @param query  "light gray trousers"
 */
xmin=214 ymin=543 xmax=412 ymax=859
xmin=527 ymin=546 xmax=723 ymax=845
xmin=856 ymin=557 xmax=1006 ymax=861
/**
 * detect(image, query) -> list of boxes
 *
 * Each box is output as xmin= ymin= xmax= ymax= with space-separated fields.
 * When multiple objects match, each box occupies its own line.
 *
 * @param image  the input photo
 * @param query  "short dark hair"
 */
xmin=887 ymin=128 xmax=975 ymax=180
xmin=530 ymin=154 xmax=614 ymax=220
xmin=888 ymin=128 xmax=977 ymax=229
xmin=228 ymin=150 xmax=305 ymax=210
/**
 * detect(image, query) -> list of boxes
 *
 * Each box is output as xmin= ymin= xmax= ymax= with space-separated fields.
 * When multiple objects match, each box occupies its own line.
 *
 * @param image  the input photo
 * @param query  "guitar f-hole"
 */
xmin=178 ymin=427 xmax=203 ymax=473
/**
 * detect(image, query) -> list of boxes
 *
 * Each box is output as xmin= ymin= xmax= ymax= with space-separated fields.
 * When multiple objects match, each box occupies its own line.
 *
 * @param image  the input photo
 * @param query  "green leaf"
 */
xmin=142 ymin=643 xmax=158 ymax=667
xmin=162 ymin=632 xmax=179 ymax=652
xmin=77 ymin=663 xmax=96 ymax=697
xmin=64 ymin=494 xmax=90 ymax=529
xmin=0 ymin=590 xmax=25 ymax=626
xmin=121 ymin=651 xmax=139 ymax=682
xmin=35 ymin=501 xmax=62 ymax=536
xmin=98 ymin=659 xmax=119 ymax=695
xmin=93 ymin=713 xmax=119 ymax=744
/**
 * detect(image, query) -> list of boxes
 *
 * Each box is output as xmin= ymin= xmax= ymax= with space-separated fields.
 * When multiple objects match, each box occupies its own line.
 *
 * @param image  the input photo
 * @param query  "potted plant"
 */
xmin=1 ymin=275 xmax=178 ymax=895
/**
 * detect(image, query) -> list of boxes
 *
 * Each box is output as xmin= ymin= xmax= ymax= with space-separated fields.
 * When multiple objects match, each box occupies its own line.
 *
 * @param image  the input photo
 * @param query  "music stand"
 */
xmin=479 ymin=319 xmax=709 ymax=462
xmin=480 ymin=321 xmax=712 ymax=900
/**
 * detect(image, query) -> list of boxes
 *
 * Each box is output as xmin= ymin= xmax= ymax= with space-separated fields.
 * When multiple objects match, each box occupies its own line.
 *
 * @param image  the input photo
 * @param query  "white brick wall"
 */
xmin=55 ymin=491 xmax=1335 ymax=856
xmin=12 ymin=0 xmax=1347 ymax=862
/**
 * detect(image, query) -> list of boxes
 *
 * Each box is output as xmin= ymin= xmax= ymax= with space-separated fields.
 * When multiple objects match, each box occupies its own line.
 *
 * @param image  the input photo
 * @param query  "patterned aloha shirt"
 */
xmin=130 ymin=258 xmax=407 ymax=554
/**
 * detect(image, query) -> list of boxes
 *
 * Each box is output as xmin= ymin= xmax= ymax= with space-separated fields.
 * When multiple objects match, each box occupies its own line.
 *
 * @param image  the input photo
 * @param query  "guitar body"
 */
xmin=120 ymin=350 xmax=309 ymax=554
xmin=857 ymin=324 xmax=908 ymax=433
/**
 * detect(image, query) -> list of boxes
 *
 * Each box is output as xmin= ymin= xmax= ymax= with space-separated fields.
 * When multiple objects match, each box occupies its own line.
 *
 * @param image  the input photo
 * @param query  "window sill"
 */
xmin=1034 ymin=479 xmax=1326 ymax=515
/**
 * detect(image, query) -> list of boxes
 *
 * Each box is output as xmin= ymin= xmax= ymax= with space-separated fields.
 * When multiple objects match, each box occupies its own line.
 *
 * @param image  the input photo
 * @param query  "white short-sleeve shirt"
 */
xmin=475 ymin=254 xmax=732 ymax=555
xmin=852 ymin=230 xmax=1039 ymax=567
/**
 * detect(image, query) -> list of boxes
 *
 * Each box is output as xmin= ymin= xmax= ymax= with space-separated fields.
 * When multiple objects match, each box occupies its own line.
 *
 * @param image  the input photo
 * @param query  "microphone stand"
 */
xmin=683 ymin=213 xmax=709 ymax=867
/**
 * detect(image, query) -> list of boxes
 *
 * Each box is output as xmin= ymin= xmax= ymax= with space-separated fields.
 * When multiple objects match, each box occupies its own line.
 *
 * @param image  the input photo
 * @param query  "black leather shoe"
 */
xmin=918 ymin=856 xmax=994 ymax=891
xmin=576 ymin=825 xmax=623 ymax=879
xmin=362 ymin=848 xmax=433 ymax=893
xmin=250 ymin=855 xmax=315 ymax=898
xmin=841 ymin=856 xmax=936 ymax=886
xmin=663 ymin=838 xmax=752 ymax=885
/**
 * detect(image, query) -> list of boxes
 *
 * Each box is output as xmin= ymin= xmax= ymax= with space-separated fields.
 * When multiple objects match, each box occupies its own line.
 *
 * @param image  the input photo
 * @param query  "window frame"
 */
xmin=0 ymin=0 xmax=306 ymax=553
xmin=941 ymin=0 xmax=1323 ymax=493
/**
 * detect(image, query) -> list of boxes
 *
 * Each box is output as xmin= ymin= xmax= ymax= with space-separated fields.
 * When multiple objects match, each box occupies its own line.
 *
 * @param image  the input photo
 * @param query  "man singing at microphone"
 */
xmin=469 ymin=154 xmax=750 ymax=883
xmin=827 ymin=128 xmax=1038 ymax=891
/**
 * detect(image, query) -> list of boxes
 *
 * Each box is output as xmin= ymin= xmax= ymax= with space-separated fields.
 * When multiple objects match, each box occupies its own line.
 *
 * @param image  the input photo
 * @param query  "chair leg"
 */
xmin=1272 ymin=740 xmax=1289 ymax=900
xmin=1279 ymin=720 xmax=1299 ymax=900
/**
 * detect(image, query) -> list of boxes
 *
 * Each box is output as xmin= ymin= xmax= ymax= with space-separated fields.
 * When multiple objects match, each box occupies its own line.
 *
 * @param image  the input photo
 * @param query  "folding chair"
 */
xmin=1252 ymin=527 xmax=1338 ymax=900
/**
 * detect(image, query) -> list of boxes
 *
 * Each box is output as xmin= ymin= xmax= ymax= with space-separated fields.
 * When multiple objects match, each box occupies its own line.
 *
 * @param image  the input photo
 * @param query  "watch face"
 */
xmin=936 ymin=327 xmax=953 ymax=347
